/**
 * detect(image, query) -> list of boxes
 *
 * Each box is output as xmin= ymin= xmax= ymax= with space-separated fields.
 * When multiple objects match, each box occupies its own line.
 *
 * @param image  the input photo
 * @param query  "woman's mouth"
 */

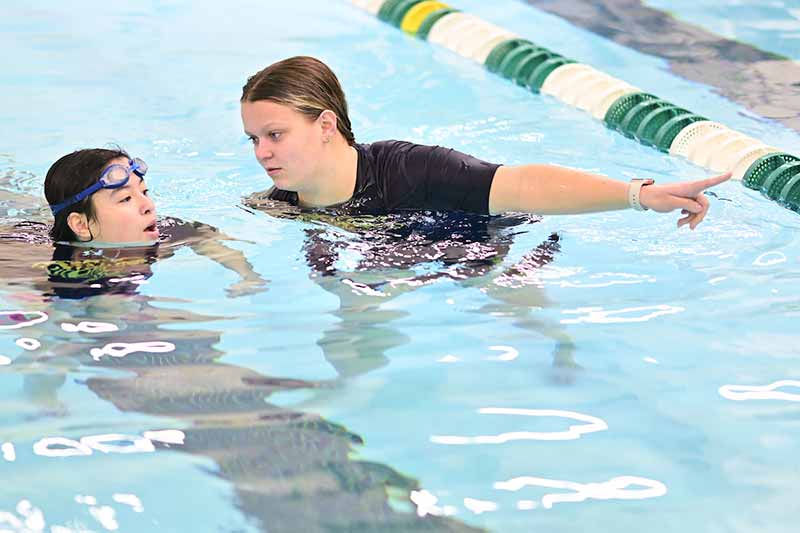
xmin=266 ymin=167 xmax=282 ymax=176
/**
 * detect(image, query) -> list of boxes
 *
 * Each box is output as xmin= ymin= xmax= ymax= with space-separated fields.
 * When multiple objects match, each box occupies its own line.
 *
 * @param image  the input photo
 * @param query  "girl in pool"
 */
xmin=46 ymin=148 xmax=161 ymax=245
xmin=240 ymin=55 xmax=729 ymax=227
xmin=1 ymin=147 xmax=266 ymax=298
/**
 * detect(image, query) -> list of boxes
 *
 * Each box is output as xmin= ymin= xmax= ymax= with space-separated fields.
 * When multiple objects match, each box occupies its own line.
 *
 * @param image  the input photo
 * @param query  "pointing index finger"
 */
xmin=693 ymin=172 xmax=732 ymax=193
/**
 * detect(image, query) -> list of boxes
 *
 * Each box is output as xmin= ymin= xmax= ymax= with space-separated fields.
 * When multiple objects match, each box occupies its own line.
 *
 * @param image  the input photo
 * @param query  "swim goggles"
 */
xmin=49 ymin=158 xmax=148 ymax=216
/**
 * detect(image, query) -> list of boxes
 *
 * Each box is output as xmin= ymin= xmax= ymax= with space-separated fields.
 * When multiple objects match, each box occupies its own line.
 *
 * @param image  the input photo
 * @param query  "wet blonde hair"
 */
xmin=241 ymin=56 xmax=356 ymax=146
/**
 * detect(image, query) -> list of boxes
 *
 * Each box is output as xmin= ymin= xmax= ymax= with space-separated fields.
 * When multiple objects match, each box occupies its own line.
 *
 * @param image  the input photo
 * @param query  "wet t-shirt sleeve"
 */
xmin=366 ymin=140 xmax=500 ymax=214
xmin=266 ymin=186 xmax=299 ymax=205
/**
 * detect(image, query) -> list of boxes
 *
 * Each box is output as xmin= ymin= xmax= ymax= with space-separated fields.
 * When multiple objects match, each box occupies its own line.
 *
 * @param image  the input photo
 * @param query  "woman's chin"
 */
xmin=270 ymin=174 xmax=295 ymax=189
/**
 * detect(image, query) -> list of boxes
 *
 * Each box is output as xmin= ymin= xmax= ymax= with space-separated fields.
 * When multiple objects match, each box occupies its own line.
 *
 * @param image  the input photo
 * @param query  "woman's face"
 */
xmin=241 ymin=100 xmax=326 ymax=193
xmin=86 ymin=157 xmax=159 ymax=243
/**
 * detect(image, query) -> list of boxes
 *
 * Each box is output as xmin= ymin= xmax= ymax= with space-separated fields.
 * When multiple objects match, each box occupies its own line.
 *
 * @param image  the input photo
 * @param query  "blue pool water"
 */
xmin=2 ymin=1 xmax=800 ymax=531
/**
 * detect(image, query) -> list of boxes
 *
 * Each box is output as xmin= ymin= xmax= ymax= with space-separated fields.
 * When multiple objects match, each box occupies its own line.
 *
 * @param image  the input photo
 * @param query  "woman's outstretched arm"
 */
xmin=489 ymin=165 xmax=730 ymax=229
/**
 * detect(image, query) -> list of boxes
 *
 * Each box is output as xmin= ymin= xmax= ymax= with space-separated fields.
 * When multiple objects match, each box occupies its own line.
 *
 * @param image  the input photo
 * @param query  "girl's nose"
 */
xmin=141 ymin=194 xmax=155 ymax=215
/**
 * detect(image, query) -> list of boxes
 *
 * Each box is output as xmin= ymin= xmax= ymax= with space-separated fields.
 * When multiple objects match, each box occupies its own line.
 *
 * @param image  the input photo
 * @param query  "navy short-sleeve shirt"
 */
xmin=267 ymin=140 xmax=500 ymax=214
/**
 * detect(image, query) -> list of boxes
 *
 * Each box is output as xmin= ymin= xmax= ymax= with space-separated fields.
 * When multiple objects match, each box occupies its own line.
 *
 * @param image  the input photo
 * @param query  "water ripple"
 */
xmin=494 ymin=475 xmax=668 ymax=509
xmin=89 ymin=341 xmax=176 ymax=362
xmin=0 ymin=311 xmax=48 ymax=330
xmin=719 ymin=380 xmax=800 ymax=402
xmin=15 ymin=338 xmax=40 ymax=351
xmin=561 ymin=305 xmax=685 ymax=324
xmin=61 ymin=321 xmax=120 ymax=334
xmin=430 ymin=408 xmax=607 ymax=444
xmin=753 ymin=251 xmax=787 ymax=267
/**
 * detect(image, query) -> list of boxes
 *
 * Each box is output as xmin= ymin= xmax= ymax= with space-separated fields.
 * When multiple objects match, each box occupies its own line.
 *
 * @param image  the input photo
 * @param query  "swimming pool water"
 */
xmin=2 ymin=1 xmax=800 ymax=531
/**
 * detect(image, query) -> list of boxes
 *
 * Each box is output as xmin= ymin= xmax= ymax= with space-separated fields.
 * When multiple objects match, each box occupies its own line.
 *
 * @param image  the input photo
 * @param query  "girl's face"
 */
xmin=241 ymin=100 xmax=327 ymax=193
xmin=85 ymin=158 xmax=159 ymax=243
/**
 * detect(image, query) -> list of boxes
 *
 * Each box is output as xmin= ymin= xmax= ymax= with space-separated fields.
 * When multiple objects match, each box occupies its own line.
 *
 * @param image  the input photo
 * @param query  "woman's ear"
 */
xmin=318 ymin=109 xmax=338 ymax=143
xmin=67 ymin=212 xmax=92 ymax=242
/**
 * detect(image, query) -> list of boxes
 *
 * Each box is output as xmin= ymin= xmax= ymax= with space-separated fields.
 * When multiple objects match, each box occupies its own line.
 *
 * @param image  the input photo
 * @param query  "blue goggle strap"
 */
xmin=49 ymin=181 xmax=108 ymax=216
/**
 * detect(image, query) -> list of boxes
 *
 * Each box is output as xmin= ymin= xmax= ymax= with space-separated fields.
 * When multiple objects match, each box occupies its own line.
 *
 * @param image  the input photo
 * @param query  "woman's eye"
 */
xmin=248 ymin=136 xmax=258 ymax=145
xmin=120 ymin=196 xmax=132 ymax=203
xmin=269 ymin=132 xmax=282 ymax=141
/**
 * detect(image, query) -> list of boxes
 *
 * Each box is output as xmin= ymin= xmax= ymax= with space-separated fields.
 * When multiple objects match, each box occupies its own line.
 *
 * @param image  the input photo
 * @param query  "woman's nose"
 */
xmin=255 ymin=142 xmax=272 ymax=161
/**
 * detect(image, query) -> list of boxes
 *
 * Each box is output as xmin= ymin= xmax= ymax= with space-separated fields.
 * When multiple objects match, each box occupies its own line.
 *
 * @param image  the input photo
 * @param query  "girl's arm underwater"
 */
xmin=184 ymin=224 xmax=268 ymax=297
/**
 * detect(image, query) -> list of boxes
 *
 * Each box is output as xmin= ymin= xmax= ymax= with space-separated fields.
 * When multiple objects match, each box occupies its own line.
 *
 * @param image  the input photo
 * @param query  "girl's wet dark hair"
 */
xmin=45 ymin=147 xmax=128 ymax=242
xmin=241 ymin=56 xmax=356 ymax=146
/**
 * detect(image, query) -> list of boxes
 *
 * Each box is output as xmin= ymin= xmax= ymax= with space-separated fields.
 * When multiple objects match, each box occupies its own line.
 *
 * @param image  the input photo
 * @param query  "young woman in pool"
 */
xmin=240 ymin=55 xmax=729 ymax=228
xmin=1 ymin=147 xmax=266 ymax=298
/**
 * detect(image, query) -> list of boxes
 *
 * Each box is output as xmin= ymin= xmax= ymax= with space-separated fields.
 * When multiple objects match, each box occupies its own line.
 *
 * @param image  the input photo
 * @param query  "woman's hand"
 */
xmin=640 ymin=172 xmax=731 ymax=230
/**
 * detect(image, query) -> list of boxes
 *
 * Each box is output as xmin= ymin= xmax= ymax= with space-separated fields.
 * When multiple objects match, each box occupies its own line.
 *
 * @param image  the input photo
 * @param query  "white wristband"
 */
xmin=628 ymin=178 xmax=654 ymax=211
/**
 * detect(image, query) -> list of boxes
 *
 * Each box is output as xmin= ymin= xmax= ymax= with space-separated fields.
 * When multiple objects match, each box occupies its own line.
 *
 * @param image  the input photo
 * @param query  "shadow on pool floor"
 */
xmin=525 ymin=0 xmax=800 ymax=132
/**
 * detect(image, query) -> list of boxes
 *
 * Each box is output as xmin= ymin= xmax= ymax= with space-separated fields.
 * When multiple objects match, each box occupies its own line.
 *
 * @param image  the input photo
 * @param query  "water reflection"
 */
xmin=78 ymin=307 xmax=482 ymax=531
xmin=1 ymin=211 xmax=482 ymax=532
xmin=244 ymin=193 xmax=577 ymax=380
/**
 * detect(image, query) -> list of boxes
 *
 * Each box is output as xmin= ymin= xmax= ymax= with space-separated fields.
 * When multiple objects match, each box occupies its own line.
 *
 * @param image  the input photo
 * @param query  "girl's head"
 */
xmin=45 ymin=148 xmax=159 ymax=244
xmin=240 ymin=56 xmax=355 ymax=193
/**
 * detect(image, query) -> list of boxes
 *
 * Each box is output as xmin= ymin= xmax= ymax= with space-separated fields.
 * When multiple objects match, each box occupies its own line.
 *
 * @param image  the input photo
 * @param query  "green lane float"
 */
xmin=742 ymin=153 xmax=799 ymax=191
xmin=485 ymin=39 xmax=532 ymax=73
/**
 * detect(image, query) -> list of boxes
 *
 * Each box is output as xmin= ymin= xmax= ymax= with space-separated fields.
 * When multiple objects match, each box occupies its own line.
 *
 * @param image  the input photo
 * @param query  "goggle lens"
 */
xmin=101 ymin=158 xmax=148 ymax=187
xmin=131 ymin=157 xmax=148 ymax=177
xmin=103 ymin=166 xmax=132 ymax=186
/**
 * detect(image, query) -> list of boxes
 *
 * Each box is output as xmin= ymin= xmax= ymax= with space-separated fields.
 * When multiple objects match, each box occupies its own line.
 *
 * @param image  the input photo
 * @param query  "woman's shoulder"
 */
xmin=359 ymin=139 xmax=416 ymax=156
xmin=360 ymin=140 xmax=453 ymax=167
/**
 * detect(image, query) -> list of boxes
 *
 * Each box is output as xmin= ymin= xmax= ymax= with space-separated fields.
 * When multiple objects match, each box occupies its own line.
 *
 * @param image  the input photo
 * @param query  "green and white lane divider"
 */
xmin=350 ymin=0 xmax=800 ymax=213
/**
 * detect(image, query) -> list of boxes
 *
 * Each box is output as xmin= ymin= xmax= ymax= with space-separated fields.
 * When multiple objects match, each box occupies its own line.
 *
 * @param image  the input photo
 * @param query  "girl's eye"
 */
xmin=143 ymin=189 xmax=149 ymax=196
xmin=248 ymin=135 xmax=258 ymax=145
xmin=120 ymin=196 xmax=132 ymax=203
xmin=269 ymin=132 xmax=282 ymax=141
